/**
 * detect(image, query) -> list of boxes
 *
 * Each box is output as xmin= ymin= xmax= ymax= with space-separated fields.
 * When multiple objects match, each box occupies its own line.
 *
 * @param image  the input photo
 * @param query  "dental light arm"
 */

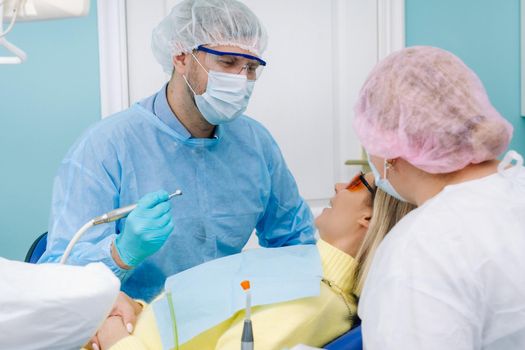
xmin=0 ymin=0 xmax=90 ymax=64
xmin=0 ymin=0 xmax=26 ymax=63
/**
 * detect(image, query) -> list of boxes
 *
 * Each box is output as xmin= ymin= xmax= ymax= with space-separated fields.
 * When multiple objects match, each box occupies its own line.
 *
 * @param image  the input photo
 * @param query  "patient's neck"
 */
xmin=319 ymin=226 xmax=366 ymax=258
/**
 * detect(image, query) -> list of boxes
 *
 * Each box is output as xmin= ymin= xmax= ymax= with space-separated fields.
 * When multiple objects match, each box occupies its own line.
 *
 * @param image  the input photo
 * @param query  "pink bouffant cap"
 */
xmin=353 ymin=46 xmax=513 ymax=174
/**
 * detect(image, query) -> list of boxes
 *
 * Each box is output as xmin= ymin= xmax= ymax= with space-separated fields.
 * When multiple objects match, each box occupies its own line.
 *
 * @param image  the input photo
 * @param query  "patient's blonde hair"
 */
xmin=351 ymin=189 xmax=416 ymax=296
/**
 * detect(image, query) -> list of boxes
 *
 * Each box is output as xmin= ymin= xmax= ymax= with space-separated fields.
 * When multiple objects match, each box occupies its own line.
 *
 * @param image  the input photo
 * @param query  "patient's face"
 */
xmin=316 ymin=172 xmax=375 ymax=257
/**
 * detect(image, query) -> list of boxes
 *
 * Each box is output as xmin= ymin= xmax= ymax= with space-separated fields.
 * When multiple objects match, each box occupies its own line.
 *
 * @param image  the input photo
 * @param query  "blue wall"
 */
xmin=0 ymin=4 xmax=101 ymax=260
xmin=406 ymin=0 xmax=525 ymax=155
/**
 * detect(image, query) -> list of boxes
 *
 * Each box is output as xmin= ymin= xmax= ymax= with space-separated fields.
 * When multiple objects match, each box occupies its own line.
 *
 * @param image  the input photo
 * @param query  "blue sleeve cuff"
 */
xmin=98 ymin=235 xmax=134 ymax=281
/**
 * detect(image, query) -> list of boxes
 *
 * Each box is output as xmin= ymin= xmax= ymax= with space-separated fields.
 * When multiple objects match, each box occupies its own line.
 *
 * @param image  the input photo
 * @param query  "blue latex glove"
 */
xmin=115 ymin=190 xmax=175 ymax=267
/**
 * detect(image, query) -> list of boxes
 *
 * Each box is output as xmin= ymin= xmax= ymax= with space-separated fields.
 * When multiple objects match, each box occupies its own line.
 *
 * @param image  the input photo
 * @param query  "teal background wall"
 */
xmin=0 ymin=3 xmax=101 ymax=260
xmin=406 ymin=0 xmax=525 ymax=155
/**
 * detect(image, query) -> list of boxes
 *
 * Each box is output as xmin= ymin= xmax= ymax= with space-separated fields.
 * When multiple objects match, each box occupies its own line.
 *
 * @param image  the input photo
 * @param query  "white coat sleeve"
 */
xmin=0 ymin=259 xmax=120 ymax=350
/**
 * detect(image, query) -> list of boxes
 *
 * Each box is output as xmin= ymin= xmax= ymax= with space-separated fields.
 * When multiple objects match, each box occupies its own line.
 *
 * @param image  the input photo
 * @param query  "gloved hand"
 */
xmin=114 ymin=190 xmax=175 ymax=267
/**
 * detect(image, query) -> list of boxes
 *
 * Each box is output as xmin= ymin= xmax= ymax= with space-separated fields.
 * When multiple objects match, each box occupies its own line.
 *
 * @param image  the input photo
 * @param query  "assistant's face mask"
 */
xmin=367 ymin=154 xmax=407 ymax=202
xmin=183 ymin=54 xmax=255 ymax=125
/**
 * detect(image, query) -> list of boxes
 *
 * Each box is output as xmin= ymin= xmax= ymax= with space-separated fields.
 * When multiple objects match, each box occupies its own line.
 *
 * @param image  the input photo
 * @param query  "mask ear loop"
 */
xmin=497 ymin=150 xmax=523 ymax=178
xmin=191 ymin=52 xmax=209 ymax=74
xmin=182 ymin=53 xmax=208 ymax=96
xmin=384 ymin=159 xmax=394 ymax=179
xmin=182 ymin=74 xmax=197 ymax=95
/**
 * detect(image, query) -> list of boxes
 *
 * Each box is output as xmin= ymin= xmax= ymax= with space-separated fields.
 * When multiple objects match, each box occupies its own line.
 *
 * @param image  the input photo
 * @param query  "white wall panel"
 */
xmin=241 ymin=0 xmax=337 ymax=204
xmin=125 ymin=0 xmax=167 ymax=104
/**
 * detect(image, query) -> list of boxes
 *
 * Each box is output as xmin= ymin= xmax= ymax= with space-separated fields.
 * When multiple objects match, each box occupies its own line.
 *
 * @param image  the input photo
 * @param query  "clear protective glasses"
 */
xmin=195 ymin=45 xmax=266 ymax=81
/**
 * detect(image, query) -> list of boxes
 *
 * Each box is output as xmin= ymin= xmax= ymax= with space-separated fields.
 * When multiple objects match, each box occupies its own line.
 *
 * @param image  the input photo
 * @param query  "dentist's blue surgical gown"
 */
xmin=39 ymin=86 xmax=315 ymax=301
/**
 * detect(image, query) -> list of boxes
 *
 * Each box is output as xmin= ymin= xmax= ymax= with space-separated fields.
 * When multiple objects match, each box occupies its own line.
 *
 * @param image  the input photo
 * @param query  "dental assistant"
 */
xmin=39 ymin=0 xmax=314 ymax=301
xmin=354 ymin=46 xmax=525 ymax=349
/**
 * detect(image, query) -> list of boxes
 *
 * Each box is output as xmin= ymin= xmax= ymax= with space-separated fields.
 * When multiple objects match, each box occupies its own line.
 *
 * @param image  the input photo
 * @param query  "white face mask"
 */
xmin=184 ymin=55 xmax=255 ymax=125
xmin=367 ymin=154 xmax=407 ymax=202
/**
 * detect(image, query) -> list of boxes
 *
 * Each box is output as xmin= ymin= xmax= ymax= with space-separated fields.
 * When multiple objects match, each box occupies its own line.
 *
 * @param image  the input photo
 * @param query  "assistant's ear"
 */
xmin=172 ymin=53 xmax=190 ymax=75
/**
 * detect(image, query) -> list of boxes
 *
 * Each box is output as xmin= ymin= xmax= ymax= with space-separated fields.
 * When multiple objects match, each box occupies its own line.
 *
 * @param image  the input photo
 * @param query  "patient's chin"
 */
xmin=315 ymin=211 xmax=328 ymax=229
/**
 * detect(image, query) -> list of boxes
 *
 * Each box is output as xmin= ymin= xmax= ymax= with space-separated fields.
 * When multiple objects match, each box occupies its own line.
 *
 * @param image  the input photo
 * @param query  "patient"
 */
xmin=89 ymin=173 xmax=414 ymax=350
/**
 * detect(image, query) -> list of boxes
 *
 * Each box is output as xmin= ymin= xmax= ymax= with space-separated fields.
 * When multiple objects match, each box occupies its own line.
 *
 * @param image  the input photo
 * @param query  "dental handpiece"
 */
xmin=92 ymin=190 xmax=183 ymax=226
xmin=60 ymin=190 xmax=183 ymax=264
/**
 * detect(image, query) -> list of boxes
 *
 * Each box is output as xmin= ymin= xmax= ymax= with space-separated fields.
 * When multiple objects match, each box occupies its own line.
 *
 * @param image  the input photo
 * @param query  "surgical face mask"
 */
xmin=367 ymin=154 xmax=407 ymax=202
xmin=183 ymin=55 xmax=255 ymax=125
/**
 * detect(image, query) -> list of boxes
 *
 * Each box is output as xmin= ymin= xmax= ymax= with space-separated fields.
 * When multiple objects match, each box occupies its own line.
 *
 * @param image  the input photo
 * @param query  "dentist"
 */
xmin=40 ymin=0 xmax=314 ymax=301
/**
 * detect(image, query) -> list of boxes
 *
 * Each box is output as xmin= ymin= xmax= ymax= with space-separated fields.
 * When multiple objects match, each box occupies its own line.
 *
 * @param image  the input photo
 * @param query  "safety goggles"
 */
xmin=346 ymin=172 xmax=376 ymax=197
xmin=196 ymin=45 xmax=266 ymax=81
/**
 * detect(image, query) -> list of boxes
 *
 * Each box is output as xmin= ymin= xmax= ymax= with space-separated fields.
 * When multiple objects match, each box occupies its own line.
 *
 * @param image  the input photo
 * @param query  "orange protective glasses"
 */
xmin=346 ymin=172 xmax=376 ymax=197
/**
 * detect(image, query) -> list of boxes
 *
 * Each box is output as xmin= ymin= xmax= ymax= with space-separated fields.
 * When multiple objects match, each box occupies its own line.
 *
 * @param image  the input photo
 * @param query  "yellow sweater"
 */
xmin=109 ymin=239 xmax=356 ymax=350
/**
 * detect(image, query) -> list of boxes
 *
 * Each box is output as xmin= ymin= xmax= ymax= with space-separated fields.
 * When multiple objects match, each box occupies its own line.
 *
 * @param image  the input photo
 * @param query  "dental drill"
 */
xmin=59 ymin=190 xmax=182 ymax=264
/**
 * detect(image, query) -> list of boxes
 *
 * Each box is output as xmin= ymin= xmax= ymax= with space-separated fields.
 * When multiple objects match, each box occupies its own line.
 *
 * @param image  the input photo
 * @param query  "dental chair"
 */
xmin=24 ymin=232 xmax=48 ymax=263
xmin=324 ymin=324 xmax=362 ymax=350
